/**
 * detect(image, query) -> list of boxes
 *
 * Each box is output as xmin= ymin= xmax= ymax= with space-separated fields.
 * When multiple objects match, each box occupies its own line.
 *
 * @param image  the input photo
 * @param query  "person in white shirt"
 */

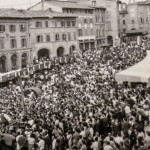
xmin=104 ymin=141 xmax=113 ymax=150
xmin=38 ymin=136 xmax=45 ymax=150
xmin=91 ymin=137 xmax=99 ymax=150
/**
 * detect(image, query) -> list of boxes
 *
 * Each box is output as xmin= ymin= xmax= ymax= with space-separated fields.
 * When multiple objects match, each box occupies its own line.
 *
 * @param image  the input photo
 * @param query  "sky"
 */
xmin=0 ymin=0 xmax=145 ymax=9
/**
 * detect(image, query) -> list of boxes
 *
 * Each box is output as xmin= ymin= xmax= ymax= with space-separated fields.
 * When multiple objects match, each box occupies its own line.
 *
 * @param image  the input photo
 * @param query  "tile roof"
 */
xmin=45 ymin=0 xmax=94 ymax=9
xmin=137 ymin=0 xmax=150 ymax=5
xmin=0 ymin=8 xmax=30 ymax=18
xmin=0 ymin=8 xmax=77 ymax=19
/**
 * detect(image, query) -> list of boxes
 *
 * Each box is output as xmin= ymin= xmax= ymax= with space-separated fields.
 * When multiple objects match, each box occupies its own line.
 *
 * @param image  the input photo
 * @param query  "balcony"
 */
xmin=78 ymin=35 xmax=95 ymax=40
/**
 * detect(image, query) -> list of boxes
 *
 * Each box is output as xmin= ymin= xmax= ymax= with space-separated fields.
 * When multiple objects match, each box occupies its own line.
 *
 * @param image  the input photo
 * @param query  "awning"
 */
xmin=125 ymin=29 xmax=147 ymax=36
xmin=115 ymin=51 xmax=150 ymax=86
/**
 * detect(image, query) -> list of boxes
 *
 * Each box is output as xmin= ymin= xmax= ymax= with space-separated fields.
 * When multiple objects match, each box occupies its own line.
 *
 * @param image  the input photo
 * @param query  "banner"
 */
xmin=40 ymin=64 xmax=44 ymax=70
xmin=2 ymin=75 xmax=8 ymax=82
xmin=59 ymin=57 xmax=64 ymax=64
xmin=0 ymin=56 xmax=76 ymax=83
xmin=34 ymin=64 xmax=39 ymax=72
xmin=29 ymin=66 xmax=34 ymax=74
xmin=8 ymin=72 xmax=16 ymax=80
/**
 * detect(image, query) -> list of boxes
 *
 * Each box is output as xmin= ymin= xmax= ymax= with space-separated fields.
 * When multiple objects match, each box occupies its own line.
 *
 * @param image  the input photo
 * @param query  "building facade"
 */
xmin=119 ymin=0 xmax=150 ymax=38
xmin=90 ymin=0 xmax=120 ymax=46
xmin=0 ymin=9 xmax=78 ymax=73
xmin=29 ymin=11 xmax=78 ymax=59
xmin=0 ymin=9 xmax=31 ymax=73
xmin=29 ymin=0 xmax=107 ymax=49
xmin=75 ymin=0 xmax=120 ymax=46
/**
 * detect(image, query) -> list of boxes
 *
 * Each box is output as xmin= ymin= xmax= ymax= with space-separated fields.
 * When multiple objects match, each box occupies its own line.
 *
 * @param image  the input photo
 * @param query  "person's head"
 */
xmin=82 ymin=139 xmax=86 ymax=145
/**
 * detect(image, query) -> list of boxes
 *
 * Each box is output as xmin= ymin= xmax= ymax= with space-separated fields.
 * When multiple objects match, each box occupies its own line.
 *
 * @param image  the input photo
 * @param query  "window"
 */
xmin=46 ymin=35 xmax=50 ymax=42
xmin=78 ymin=29 xmax=82 ymax=36
xmin=0 ymin=37 xmax=4 ymax=49
xmin=36 ymin=35 xmax=43 ymax=43
xmin=90 ymin=18 xmax=93 ymax=24
xmin=91 ymin=29 xmax=93 ymax=35
xmin=21 ymin=38 xmax=27 ymax=48
xmin=72 ymin=21 xmax=76 ymax=26
xmin=146 ymin=18 xmax=148 ymax=23
xmin=10 ymin=38 xmax=17 ymax=48
xmin=92 ymin=1 xmax=96 ymax=6
xmin=107 ymin=22 xmax=111 ymax=31
xmin=45 ymin=21 xmax=49 ymax=27
xmin=102 ymin=29 xmax=105 ymax=36
xmin=68 ymin=33 xmax=71 ymax=41
xmin=84 ymin=19 xmax=87 ymax=24
xmin=123 ymin=29 xmax=126 ymax=33
xmin=123 ymin=20 xmax=126 ymax=25
xmin=141 ymin=18 xmax=144 ymax=24
xmin=95 ymin=16 xmax=98 ymax=22
xmin=36 ymin=21 xmax=42 ymax=28
xmin=74 ymin=32 xmax=76 ymax=40
xmin=61 ymin=21 xmax=65 ymax=27
xmin=55 ymin=34 xmax=60 ymax=41
xmin=20 ymin=25 xmax=26 ymax=32
xmin=132 ymin=20 xmax=135 ymax=24
xmin=55 ymin=21 xmax=57 ymax=27
xmin=9 ymin=25 xmax=16 ymax=32
xmin=122 ymin=14 xmax=125 ymax=17
xmin=102 ymin=16 xmax=104 ymax=22
xmin=0 ymin=25 xmax=5 ymax=32
xmin=85 ymin=29 xmax=88 ymax=36
xmin=67 ymin=21 xmax=71 ymax=27
xmin=62 ymin=34 xmax=66 ymax=41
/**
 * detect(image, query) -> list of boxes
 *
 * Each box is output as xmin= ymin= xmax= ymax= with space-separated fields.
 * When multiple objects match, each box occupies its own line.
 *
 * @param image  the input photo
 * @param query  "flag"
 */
xmin=48 ymin=61 xmax=51 ymax=68
xmin=40 ymin=64 xmax=44 ymax=70
xmin=44 ymin=61 xmax=47 ymax=69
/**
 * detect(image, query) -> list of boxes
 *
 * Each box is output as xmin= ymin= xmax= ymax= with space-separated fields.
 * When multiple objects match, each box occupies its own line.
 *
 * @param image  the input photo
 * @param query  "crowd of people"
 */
xmin=0 ymin=38 xmax=150 ymax=150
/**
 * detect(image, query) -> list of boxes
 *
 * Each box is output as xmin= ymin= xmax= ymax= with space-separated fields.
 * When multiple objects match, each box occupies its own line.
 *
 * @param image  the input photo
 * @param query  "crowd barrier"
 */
xmin=0 ymin=55 xmax=76 ymax=83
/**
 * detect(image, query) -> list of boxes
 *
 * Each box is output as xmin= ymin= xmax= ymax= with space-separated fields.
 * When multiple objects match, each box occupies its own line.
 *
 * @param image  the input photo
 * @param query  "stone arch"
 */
xmin=21 ymin=53 xmax=27 ymax=68
xmin=11 ymin=54 xmax=17 ymax=70
xmin=38 ymin=48 xmax=50 ymax=59
xmin=107 ymin=35 xmax=113 ymax=46
xmin=57 ymin=47 xmax=64 ymax=57
xmin=69 ymin=45 xmax=76 ymax=55
xmin=0 ymin=55 xmax=6 ymax=73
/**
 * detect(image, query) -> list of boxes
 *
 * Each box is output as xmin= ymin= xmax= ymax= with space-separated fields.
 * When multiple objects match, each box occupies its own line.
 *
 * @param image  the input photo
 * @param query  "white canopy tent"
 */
xmin=115 ymin=51 xmax=150 ymax=86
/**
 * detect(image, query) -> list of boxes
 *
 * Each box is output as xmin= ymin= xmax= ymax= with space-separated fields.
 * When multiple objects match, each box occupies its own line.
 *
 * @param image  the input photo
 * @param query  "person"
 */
xmin=16 ymin=132 xmax=27 ymax=150
xmin=28 ymin=133 xmax=36 ymax=150
xmin=80 ymin=140 xmax=87 ymax=150
xmin=0 ymin=37 xmax=148 ymax=150
xmin=91 ymin=137 xmax=99 ymax=150
xmin=104 ymin=141 xmax=113 ymax=150
xmin=38 ymin=136 xmax=45 ymax=150
xmin=144 ymin=131 xmax=150 ymax=149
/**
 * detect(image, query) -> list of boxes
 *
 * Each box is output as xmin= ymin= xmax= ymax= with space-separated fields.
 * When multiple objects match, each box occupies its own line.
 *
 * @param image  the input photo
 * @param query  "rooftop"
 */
xmin=0 ymin=8 xmax=77 ymax=19
xmin=137 ymin=0 xmax=150 ymax=5
xmin=45 ymin=0 xmax=94 ymax=9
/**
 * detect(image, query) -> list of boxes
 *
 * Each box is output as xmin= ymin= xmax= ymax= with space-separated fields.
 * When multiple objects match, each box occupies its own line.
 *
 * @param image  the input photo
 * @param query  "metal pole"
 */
xmin=18 ymin=77 xmax=25 ymax=116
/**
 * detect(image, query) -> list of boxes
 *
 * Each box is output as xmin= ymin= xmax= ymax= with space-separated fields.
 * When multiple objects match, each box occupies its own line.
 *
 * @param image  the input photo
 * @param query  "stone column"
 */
xmin=7 ymin=53 xmax=11 ymax=72
xmin=17 ymin=52 xmax=22 ymax=69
